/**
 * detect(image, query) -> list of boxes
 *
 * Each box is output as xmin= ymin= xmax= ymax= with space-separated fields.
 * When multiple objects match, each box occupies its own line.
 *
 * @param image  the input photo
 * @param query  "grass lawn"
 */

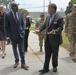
xmin=30 ymin=27 xmax=69 ymax=49
xmin=61 ymin=31 xmax=69 ymax=49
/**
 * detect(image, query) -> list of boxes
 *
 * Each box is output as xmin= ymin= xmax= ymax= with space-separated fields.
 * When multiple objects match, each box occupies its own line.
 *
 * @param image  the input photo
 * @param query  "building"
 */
xmin=29 ymin=12 xmax=66 ymax=19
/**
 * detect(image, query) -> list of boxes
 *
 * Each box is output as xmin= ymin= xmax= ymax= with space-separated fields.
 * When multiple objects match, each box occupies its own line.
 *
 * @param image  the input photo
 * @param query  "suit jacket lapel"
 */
xmin=17 ymin=12 xmax=20 ymax=21
xmin=10 ymin=11 xmax=18 ymax=24
xmin=10 ymin=11 xmax=15 ymax=21
xmin=46 ymin=16 xmax=50 ymax=29
xmin=12 ymin=11 xmax=20 ymax=24
xmin=48 ymin=13 xmax=57 ymax=28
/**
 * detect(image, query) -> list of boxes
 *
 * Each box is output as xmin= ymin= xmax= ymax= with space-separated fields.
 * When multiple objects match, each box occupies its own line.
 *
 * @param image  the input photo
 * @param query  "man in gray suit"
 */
xmin=36 ymin=3 xmax=63 ymax=74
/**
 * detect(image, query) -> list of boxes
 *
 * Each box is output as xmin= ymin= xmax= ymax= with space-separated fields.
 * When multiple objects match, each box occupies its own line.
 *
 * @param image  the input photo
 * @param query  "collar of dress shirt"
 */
xmin=50 ymin=13 xmax=56 ymax=18
xmin=12 ymin=10 xmax=19 ymax=20
xmin=12 ymin=10 xmax=18 ymax=15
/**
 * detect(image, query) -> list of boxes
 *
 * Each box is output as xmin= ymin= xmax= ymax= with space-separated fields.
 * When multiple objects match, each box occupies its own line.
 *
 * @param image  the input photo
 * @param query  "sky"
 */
xmin=15 ymin=0 xmax=71 ymax=12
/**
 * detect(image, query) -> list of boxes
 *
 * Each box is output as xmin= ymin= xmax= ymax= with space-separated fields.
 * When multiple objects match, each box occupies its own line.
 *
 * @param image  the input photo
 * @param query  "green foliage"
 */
xmin=65 ymin=1 xmax=73 ymax=15
xmin=71 ymin=0 xmax=76 ymax=4
xmin=2 ymin=0 xmax=9 ymax=4
xmin=18 ymin=9 xmax=29 ymax=15
xmin=0 ymin=0 xmax=11 ymax=11
xmin=0 ymin=0 xmax=10 ymax=5
xmin=61 ymin=31 xmax=69 ymax=48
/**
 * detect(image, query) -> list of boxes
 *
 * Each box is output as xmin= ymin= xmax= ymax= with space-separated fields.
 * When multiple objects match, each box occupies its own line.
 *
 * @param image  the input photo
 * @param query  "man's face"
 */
xmin=48 ymin=6 xmax=55 ymax=15
xmin=72 ymin=9 xmax=76 ymax=14
xmin=0 ymin=7 xmax=4 ymax=12
xmin=12 ymin=6 xmax=18 ymax=12
xmin=40 ymin=16 xmax=45 ymax=21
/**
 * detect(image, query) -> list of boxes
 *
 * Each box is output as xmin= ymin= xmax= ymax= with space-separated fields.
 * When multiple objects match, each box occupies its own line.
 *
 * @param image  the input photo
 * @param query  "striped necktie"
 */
xmin=49 ymin=15 xmax=52 ymax=27
xmin=14 ymin=12 xmax=19 ymax=23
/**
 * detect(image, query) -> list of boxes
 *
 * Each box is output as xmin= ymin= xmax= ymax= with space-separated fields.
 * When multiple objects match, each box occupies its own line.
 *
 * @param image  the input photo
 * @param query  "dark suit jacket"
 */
xmin=40 ymin=13 xmax=63 ymax=46
xmin=25 ymin=17 xmax=31 ymax=30
xmin=4 ymin=11 xmax=25 ymax=39
xmin=0 ymin=12 xmax=5 ymax=31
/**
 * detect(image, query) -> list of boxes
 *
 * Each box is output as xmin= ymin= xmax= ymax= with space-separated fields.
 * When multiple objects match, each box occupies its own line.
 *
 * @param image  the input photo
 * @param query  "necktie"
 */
xmin=14 ymin=12 xmax=19 ymax=23
xmin=49 ymin=15 xmax=52 ymax=27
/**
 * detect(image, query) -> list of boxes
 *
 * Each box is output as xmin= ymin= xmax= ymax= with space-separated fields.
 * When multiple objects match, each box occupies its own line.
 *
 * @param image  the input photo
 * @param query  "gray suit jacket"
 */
xmin=40 ymin=13 xmax=63 ymax=46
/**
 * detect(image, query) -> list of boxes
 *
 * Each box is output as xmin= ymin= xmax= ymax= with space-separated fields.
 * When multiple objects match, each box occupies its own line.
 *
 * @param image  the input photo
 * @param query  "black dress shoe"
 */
xmin=13 ymin=62 xmax=19 ymax=68
xmin=21 ymin=64 xmax=29 ymax=70
xmin=39 ymin=69 xmax=49 ymax=74
xmin=0 ymin=47 xmax=1 ymax=50
xmin=7 ymin=39 xmax=11 ymax=45
xmin=53 ymin=68 xmax=57 ymax=72
xmin=72 ymin=59 xmax=76 ymax=62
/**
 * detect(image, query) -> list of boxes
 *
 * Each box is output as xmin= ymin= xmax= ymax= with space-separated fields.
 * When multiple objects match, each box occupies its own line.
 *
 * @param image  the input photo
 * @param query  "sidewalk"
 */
xmin=0 ymin=32 xmax=76 ymax=75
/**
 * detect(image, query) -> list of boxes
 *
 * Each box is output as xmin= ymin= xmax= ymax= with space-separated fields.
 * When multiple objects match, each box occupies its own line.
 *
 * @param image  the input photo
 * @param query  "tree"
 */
xmin=71 ymin=0 xmax=76 ymax=4
xmin=0 ymin=0 xmax=12 ymax=11
xmin=0 ymin=0 xmax=2 ymax=5
xmin=65 ymin=1 xmax=73 ymax=15
xmin=3 ymin=0 xmax=9 ymax=10
xmin=65 ymin=0 xmax=76 ymax=15
xmin=18 ymin=8 xmax=29 ymax=15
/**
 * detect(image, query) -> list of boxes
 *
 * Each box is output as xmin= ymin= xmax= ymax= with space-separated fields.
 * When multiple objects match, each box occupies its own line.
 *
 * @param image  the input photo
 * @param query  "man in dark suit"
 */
xmin=4 ymin=3 xmax=29 ymax=70
xmin=36 ymin=3 xmax=63 ymax=74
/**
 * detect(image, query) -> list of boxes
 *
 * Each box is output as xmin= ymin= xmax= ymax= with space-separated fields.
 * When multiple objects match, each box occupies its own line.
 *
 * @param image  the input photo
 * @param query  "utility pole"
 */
xmin=43 ymin=0 xmax=45 ymax=13
xmin=49 ymin=0 xmax=51 ymax=4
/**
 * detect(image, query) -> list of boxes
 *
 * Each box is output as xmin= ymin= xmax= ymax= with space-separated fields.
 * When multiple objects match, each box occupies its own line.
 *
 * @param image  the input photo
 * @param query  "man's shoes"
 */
xmin=0 ymin=47 xmax=1 ymax=50
xmin=13 ymin=62 xmax=19 ymax=68
xmin=21 ymin=64 xmax=29 ymax=70
xmin=40 ymin=46 xmax=42 ymax=52
xmin=39 ymin=69 xmax=49 ymax=74
xmin=71 ymin=54 xmax=76 ymax=62
xmin=72 ymin=59 xmax=76 ymax=62
xmin=40 ymin=50 xmax=42 ymax=52
xmin=7 ymin=39 xmax=11 ymax=45
xmin=53 ymin=68 xmax=57 ymax=72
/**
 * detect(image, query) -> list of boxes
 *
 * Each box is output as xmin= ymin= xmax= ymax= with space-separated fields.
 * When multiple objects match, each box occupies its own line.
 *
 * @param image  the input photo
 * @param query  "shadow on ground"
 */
xmin=0 ymin=66 xmax=21 ymax=75
xmin=31 ymin=70 xmax=59 ymax=75
xmin=60 ymin=56 xmax=75 ymax=63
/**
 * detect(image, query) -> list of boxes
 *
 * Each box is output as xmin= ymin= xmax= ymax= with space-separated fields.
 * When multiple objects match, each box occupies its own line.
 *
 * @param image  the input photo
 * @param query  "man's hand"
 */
xmin=35 ymin=28 xmax=40 ymax=34
xmin=65 ymin=33 xmax=68 ymax=37
xmin=47 ymin=29 xmax=55 ymax=35
xmin=25 ymin=27 xmax=29 ymax=30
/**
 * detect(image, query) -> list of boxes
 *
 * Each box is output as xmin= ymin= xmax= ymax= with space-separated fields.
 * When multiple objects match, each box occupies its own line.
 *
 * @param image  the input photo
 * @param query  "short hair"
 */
xmin=48 ymin=3 xmax=57 ymax=11
xmin=0 ymin=6 xmax=3 ymax=9
xmin=22 ymin=11 xmax=27 ymax=16
xmin=22 ymin=11 xmax=27 ymax=14
xmin=40 ymin=13 xmax=45 ymax=16
xmin=11 ymin=3 xmax=18 ymax=9
xmin=72 ymin=4 xmax=76 ymax=10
